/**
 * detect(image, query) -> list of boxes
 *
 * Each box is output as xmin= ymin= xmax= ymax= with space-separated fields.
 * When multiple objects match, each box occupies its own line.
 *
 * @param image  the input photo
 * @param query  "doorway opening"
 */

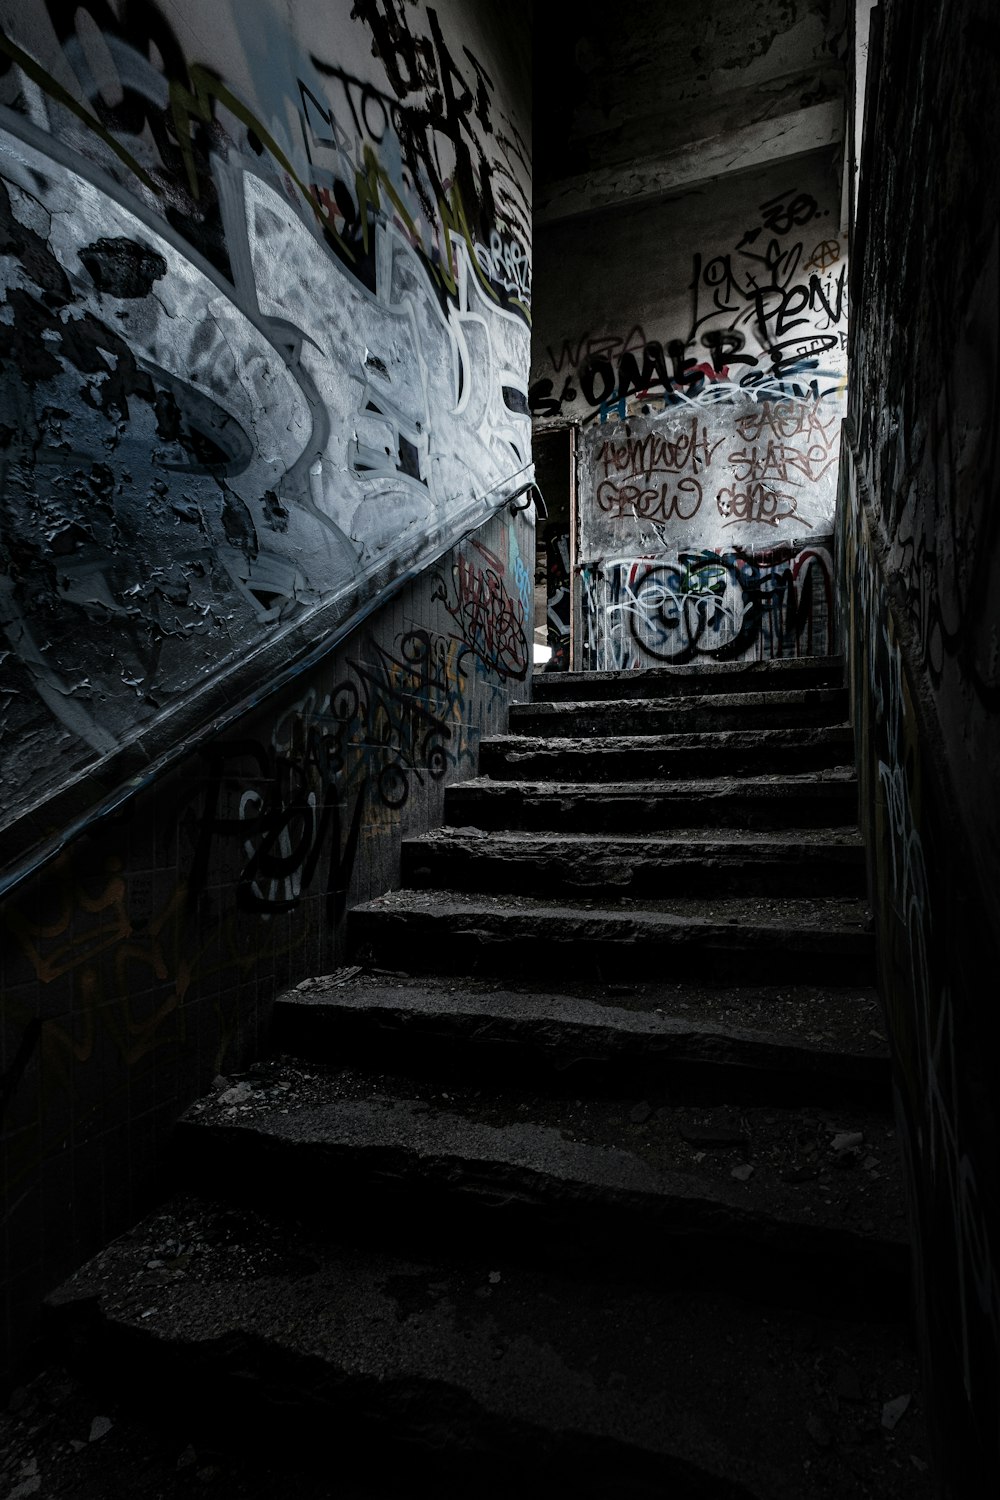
xmin=531 ymin=427 xmax=575 ymax=673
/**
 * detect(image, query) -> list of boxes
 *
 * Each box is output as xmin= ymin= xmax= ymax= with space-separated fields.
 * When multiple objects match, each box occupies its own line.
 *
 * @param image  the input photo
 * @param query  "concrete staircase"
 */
xmin=48 ymin=659 xmax=934 ymax=1497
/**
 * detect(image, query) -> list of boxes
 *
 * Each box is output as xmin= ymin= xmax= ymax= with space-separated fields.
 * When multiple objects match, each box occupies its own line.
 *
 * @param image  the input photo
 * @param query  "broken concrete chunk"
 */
xmin=8 ymin=1478 xmax=41 ymax=1499
xmin=88 ymin=1415 xmax=113 ymax=1442
xmin=218 ymin=1082 xmax=254 ymax=1105
xmin=730 ymin=1163 xmax=754 ymax=1182
xmin=830 ymin=1131 xmax=864 ymax=1151
xmin=331 ymin=965 xmax=364 ymax=985
xmin=881 ymin=1392 xmax=912 ymax=1429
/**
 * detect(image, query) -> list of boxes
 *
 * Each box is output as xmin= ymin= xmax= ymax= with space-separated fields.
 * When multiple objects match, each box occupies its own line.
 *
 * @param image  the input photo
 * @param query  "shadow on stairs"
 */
xmin=40 ymin=658 xmax=935 ymax=1499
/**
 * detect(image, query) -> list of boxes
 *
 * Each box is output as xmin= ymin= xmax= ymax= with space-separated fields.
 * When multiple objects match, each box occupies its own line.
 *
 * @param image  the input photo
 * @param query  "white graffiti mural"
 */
xmin=0 ymin=1 xmax=530 ymax=834
xmin=583 ymin=543 xmax=834 ymax=670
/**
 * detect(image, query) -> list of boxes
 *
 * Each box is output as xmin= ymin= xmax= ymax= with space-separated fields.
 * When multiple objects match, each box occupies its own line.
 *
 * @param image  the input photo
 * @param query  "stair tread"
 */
xmin=402 ymin=829 xmax=868 ymax=896
xmin=538 ymin=658 xmax=842 ymax=676
xmin=407 ymin=827 xmax=865 ymax=849
xmin=483 ymin=726 xmax=853 ymax=750
xmin=48 ymin=1193 xmax=929 ymax=1500
xmin=531 ymin=658 xmax=845 ymax=701
xmin=512 ymin=688 xmax=846 ymax=712
xmin=451 ymin=771 xmax=858 ymax=792
xmin=355 ymin=887 xmax=873 ymax=931
xmin=176 ymin=1062 xmax=905 ymax=1247
xmin=278 ymin=971 xmax=887 ymax=1056
xmin=273 ymin=974 xmax=890 ymax=1108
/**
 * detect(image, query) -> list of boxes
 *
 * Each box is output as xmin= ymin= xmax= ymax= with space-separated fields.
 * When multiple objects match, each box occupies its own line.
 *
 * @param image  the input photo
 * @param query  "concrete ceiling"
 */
xmin=533 ymin=0 xmax=848 ymax=225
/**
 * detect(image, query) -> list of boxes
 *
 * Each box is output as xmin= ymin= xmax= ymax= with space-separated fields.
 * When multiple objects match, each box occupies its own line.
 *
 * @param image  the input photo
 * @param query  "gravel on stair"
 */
xmin=44 ymin=1196 xmax=935 ymax=1500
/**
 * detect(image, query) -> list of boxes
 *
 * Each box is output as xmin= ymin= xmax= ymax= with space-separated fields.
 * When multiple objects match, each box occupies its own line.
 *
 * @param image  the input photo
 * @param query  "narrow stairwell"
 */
xmin=48 ymin=658 xmax=935 ymax=1498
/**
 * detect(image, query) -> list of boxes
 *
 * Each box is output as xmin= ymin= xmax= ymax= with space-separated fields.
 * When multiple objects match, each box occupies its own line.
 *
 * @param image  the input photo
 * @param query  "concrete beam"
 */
xmin=535 ymin=100 xmax=845 ymax=227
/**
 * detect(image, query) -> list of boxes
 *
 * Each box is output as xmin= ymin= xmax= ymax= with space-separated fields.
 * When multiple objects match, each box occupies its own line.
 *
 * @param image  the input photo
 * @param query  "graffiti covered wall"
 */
xmin=579 ymin=398 xmax=837 ymax=667
xmin=0 ymin=0 xmax=532 ymax=1377
xmin=841 ymin=0 xmax=1000 ymax=1492
xmin=531 ymin=154 xmax=845 ymax=429
xmin=0 ymin=0 xmax=531 ymax=870
xmin=531 ymin=151 xmax=846 ymax=668
xmin=0 ymin=503 xmax=534 ymax=1375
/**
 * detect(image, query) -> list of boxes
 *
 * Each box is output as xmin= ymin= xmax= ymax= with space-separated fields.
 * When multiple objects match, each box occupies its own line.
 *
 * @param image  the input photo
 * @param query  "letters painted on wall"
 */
xmin=530 ymin=155 xmax=847 ymax=669
xmin=577 ymin=393 xmax=839 ymax=667
xmin=531 ymin=172 xmax=846 ymax=427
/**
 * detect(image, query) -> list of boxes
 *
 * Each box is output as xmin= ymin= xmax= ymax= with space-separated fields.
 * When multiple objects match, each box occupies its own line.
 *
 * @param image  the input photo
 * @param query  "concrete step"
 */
xmin=530 ymin=656 xmax=844 ymax=702
xmin=167 ymin=1067 xmax=907 ymax=1312
xmin=47 ymin=1195 xmax=932 ymax=1500
xmin=401 ymin=827 xmax=867 ymax=898
xmin=347 ymin=891 xmax=876 ymax=986
xmin=478 ymin=726 xmax=855 ymax=782
xmin=444 ymin=773 xmax=859 ymax=832
xmin=509 ymin=687 xmax=848 ymax=737
xmin=272 ymin=972 xmax=891 ymax=1107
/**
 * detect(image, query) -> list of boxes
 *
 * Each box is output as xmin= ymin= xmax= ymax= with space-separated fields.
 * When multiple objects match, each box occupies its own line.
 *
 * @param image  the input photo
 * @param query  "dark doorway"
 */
xmin=532 ymin=428 xmax=574 ymax=672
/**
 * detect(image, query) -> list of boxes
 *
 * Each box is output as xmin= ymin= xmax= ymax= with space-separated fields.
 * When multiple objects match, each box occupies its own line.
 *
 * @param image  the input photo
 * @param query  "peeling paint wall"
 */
xmin=531 ymin=152 xmax=846 ymax=667
xmin=0 ymin=0 xmax=531 ymax=1377
xmin=0 ymin=0 xmax=531 ymax=865
xmin=839 ymin=1 xmax=1000 ymax=1491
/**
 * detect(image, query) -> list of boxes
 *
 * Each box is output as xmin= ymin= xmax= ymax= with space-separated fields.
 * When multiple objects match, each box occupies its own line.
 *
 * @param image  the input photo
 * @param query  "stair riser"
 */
xmin=444 ymin=786 xmax=860 ymax=833
xmin=167 ymin=1126 xmax=908 ymax=1318
xmin=400 ymin=845 xmax=867 ymax=898
xmin=479 ymin=741 xmax=854 ymax=782
xmin=531 ymin=661 xmax=843 ymax=702
xmin=509 ymin=695 xmax=848 ymax=737
xmin=348 ymin=912 xmax=876 ymax=987
xmin=271 ymin=1005 xmax=891 ymax=1109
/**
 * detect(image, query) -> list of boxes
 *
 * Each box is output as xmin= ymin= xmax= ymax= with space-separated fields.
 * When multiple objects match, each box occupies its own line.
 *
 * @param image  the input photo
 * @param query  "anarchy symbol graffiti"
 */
xmin=804 ymin=239 xmax=842 ymax=272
